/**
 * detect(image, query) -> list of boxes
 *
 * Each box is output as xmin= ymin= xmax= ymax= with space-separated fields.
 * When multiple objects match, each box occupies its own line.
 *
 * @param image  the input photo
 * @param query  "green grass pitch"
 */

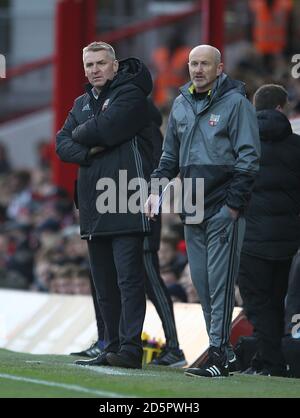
xmin=0 ymin=349 xmax=299 ymax=398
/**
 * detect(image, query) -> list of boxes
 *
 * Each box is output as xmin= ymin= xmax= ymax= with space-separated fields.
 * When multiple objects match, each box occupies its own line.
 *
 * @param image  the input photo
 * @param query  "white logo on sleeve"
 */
xmin=82 ymin=103 xmax=91 ymax=111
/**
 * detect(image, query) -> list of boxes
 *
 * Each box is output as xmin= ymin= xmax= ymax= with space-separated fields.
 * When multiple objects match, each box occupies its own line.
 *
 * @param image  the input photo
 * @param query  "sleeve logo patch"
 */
xmin=82 ymin=103 xmax=91 ymax=111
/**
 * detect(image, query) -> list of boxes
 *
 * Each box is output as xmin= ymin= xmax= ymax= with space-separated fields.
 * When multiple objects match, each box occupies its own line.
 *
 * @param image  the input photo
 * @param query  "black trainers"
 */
xmin=70 ymin=341 xmax=103 ymax=358
xmin=228 ymin=352 xmax=240 ymax=374
xmin=258 ymin=367 xmax=288 ymax=377
xmin=106 ymin=351 xmax=142 ymax=369
xmin=150 ymin=348 xmax=187 ymax=367
xmin=75 ymin=352 xmax=109 ymax=366
xmin=240 ymin=354 xmax=263 ymax=375
xmin=241 ymin=366 xmax=259 ymax=375
xmin=185 ymin=347 xmax=229 ymax=378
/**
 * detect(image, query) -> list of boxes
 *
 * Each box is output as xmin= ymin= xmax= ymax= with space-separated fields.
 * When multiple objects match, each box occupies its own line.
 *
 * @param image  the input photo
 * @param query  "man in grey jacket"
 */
xmin=145 ymin=44 xmax=260 ymax=377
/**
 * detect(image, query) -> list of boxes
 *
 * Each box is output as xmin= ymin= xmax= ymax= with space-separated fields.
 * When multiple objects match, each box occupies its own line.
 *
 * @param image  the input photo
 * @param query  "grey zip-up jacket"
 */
xmin=151 ymin=73 xmax=260 ymax=221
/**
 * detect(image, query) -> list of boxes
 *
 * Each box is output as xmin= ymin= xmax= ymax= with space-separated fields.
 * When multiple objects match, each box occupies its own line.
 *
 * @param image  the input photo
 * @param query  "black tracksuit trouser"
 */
xmin=238 ymin=253 xmax=292 ymax=370
xmin=87 ymin=234 xmax=145 ymax=360
xmin=90 ymin=248 xmax=180 ymax=351
xmin=143 ymin=249 xmax=179 ymax=350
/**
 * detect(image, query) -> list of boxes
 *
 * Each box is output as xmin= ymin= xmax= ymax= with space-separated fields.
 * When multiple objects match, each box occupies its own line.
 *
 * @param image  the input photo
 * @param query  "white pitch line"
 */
xmin=70 ymin=363 xmax=162 ymax=377
xmin=0 ymin=373 xmax=123 ymax=398
xmin=25 ymin=360 xmax=162 ymax=377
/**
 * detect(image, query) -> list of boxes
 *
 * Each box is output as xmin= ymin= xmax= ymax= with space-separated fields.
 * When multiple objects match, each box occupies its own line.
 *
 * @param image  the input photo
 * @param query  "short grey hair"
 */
xmin=82 ymin=41 xmax=116 ymax=60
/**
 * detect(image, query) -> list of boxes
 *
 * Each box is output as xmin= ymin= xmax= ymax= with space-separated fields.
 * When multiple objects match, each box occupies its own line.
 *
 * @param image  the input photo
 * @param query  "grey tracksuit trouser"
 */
xmin=184 ymin=205 xmax=246 ymax=349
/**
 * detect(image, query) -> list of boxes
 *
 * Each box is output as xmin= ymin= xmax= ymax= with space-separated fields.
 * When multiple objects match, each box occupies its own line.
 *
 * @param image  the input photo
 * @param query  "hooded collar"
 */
xmin=84 ymin=57 xmax=152 ymax=98
xmin=257 ymin=109 xmax=293 ymax=142
xmin=180 ymin=73 xmax=246 ymax=106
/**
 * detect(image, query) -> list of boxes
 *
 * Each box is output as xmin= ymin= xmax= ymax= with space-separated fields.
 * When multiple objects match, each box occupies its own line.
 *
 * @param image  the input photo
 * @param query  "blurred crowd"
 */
xmin=0 ymin=147 xmax=92 ymax=295
xmin=152 ymin=42 xmax=300 ymax=120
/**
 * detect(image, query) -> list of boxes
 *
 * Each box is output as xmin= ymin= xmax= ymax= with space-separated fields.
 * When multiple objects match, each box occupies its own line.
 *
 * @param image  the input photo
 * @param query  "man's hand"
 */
xmin=89 ymin=146 xmax=105 ymax=157
xmin=144 ymin=194 xmax=160 ymax=219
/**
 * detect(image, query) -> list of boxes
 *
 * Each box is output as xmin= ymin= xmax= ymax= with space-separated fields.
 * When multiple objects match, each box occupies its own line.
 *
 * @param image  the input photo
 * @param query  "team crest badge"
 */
xmin=102 ymin=99 xmax=110 ymax=111
xmin=209 ymin=113 xmax=220 ymax=126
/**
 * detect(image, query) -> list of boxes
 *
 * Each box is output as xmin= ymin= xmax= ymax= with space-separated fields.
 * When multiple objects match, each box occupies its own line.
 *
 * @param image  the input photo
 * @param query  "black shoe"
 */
xmin=241 ymin=366 xmax=259 ymax=375
xmin=150 ymin=348 xmax=187 ymax=367
xmin=70 ymin=341 xmax=102 ymax=358
xmin=228 ymin=352 xmax=240 ymax=374
xmin=258 ymin=367 xmax=288 ymax=377
xmin=185 ymin=347 xmax=229 ymax=378
xmin=240 ymin=355 xmax=263 ymax=375
xmin=75 ymin=352 xmax=109 ymax=366
xmin=106 ymin=351 xmax=142 ymax=369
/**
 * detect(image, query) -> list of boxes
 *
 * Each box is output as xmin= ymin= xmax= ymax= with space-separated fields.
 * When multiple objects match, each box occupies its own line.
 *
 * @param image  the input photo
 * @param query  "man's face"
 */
xmin=83 ymin=49 xmax=118 ymax=90
xmin=188 ymin=47 xmax=223 ymax=93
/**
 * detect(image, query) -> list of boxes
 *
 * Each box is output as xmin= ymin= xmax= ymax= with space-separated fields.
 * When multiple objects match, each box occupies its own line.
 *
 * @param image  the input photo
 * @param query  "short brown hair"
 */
xmin=253 ymin=84 xmax=288 ymax=111
xmin=82 ymin=41 xmax=116 ymax=60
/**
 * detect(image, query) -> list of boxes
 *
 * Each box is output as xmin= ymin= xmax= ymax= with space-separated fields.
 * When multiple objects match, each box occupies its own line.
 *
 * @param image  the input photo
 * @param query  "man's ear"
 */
xmin=276 ymin=104 xmax=283 ymax=113
xmin=217 ymin=62 xmax=224 ymax=76
xmin=113 ymin=60 xmax=119 ymax=74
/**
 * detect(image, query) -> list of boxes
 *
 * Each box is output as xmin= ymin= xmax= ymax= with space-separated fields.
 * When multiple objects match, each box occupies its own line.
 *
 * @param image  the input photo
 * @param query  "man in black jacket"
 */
xmin=238 ymin=84 xmax=300 ymax=376
xmin=71 ymin=99 xmax=186 ymax=367
xmin=56 ymin=41 xmax=153 ymax=369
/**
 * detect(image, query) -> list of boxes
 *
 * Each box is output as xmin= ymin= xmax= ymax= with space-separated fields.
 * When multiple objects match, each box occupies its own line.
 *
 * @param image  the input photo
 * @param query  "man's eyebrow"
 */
xmin=190 ymin=59 xmax=209 ymax=64
xmin=85 ymin=59 xmax=107 ymax=66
